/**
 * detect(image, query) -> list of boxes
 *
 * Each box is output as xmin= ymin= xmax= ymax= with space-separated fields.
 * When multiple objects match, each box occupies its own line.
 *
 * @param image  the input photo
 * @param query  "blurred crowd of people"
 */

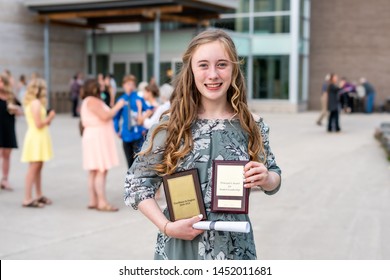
xmin=316 ymin=73 xmax=376 ymax=132
xmin=0 ymin=68 xmax=173 ymax=211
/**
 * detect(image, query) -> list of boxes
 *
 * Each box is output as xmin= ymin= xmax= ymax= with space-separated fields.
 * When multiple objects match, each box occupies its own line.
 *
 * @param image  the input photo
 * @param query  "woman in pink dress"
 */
xmin=81 ymin=79 xmax=125 ymax=211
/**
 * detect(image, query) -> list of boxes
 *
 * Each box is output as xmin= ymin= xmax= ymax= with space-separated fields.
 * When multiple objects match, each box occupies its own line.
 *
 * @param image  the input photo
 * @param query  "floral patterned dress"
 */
xmin=124 ymin=116 xmax=281 ymax=260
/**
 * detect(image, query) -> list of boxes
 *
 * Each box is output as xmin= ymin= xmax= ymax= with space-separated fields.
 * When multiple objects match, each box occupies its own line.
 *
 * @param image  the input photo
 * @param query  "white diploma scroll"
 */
xmin=192 ymin=221 xmax=250 ymax=233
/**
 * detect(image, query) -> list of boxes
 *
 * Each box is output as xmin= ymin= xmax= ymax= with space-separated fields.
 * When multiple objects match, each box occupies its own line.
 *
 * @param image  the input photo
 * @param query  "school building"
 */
xmin=1 ymin=0 xmax=389 ymax=112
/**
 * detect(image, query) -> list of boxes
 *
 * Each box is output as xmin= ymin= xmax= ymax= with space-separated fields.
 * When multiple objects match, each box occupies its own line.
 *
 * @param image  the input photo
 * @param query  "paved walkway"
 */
xmin=1 ymin=112 xmax=389 ymax=260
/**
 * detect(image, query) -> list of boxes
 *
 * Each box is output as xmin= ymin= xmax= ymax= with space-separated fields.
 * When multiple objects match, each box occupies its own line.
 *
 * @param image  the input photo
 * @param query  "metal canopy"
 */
xmin=25 ymin=0 xmax=237 ymax=28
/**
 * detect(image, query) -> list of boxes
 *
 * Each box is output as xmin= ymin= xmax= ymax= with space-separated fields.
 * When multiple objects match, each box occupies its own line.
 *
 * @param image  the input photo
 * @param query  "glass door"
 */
xmin=110 ymin=54 xmax=147 ymax=91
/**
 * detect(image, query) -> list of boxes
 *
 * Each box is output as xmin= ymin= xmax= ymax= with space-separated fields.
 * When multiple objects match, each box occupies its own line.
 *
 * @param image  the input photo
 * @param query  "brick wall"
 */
xmin=309 ymin=0 xmax=390 ymax=110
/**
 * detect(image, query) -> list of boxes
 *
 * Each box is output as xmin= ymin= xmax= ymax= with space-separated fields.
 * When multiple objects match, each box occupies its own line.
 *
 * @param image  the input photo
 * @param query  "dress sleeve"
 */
xmin=124 ymin=123 xmax=167 ymax=209
xmin=258 ymin=119 xmax=282 ymax=195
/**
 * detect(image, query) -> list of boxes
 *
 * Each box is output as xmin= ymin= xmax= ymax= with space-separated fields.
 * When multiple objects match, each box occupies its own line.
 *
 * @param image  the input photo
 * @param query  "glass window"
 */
xmin=212 ymin=15 xmax=289 ymax=34
xmin=88 ymin=55 xmax=92 ymax=75
xmin=254 ymin=0 xmax=290 ymax=12
xmin=254 ymin=15 xmax=290 ymax=33
xmin=300 ymin=0 xmax=310 ymax=39
xmin=238 ymin=0 xmax=249 ymax=13
xmin=130 ymin=62 xmax=144 ymax=82
xmin=113 ymin=63 xmax=126 ymax=87
xmin=88 ymin=54 xmax=109 ymax=76
xmin=239 ymin=57 xmax=247 ymax=79
xmin=160 ymin=62 xmax=172 ymax=85
xmin=238 ymin=0 xmax=290 ymax=12
xmin=146 ymin=55 xmax=173 ymax=85
xmin=253 ymin=55 xmax=289 ymax=99
xmin=147 ymin=53 xmax=154 ymax=82
xmin=174 ymin=61 xmax=183 ymax=77
xmin=211 ymin=18 xmax=246 ymax=33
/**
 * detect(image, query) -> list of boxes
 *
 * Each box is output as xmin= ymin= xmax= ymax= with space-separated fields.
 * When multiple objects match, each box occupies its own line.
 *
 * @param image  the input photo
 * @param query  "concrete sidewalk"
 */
xmin=1 ymin=112 xmax=389 ymax=260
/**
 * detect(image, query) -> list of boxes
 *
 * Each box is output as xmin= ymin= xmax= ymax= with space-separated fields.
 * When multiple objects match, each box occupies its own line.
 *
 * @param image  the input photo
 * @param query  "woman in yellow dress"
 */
xmin=21 ymin=78 xmax=56 ymax=208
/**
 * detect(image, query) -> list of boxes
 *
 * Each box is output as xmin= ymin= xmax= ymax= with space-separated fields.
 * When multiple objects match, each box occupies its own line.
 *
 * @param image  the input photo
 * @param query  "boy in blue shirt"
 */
xmin=113 ymin=75 xmax=147 ymax=168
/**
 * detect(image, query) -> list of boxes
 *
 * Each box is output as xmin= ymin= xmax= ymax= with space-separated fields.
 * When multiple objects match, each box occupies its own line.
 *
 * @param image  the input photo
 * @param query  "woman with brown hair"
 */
xmin=80 ymin=79 xmax=126 ymax=211
xmin=124 ymin=29 xmax=282 ymax=260
xmin=0 ymin=74 xmax=22 ymax=191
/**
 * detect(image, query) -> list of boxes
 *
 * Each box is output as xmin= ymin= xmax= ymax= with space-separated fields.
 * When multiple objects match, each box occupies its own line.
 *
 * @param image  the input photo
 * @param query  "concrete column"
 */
xmin=44 ymin=17 xmax=51 ymax=108
xmin=91 ymin=29 xmax=97 ymax=76
xmin=302 ymin=0 xmax=311 ymax=103
xmin=247 ymin=0 xmax=254 ymax=100
xmin=154 ymin=11 xmax=161 ymax=85
xmin=288 ymin=0 xmax=300 ymax=105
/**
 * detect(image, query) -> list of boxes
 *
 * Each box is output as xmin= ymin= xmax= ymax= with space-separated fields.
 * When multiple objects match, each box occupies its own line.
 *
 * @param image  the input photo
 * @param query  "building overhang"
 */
xmin=24 ymin=0 xmax=238 ymax=29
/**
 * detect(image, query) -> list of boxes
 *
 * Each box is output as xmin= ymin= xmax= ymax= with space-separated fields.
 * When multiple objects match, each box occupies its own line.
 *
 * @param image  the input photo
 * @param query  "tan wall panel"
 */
xmin=0 ymin=0 xmax=86 ymax=93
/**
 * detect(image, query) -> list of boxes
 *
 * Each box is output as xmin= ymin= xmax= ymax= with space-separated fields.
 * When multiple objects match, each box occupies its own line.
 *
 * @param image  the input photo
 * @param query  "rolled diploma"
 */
xmin=192 ymin=221 xmax=250 ymax=233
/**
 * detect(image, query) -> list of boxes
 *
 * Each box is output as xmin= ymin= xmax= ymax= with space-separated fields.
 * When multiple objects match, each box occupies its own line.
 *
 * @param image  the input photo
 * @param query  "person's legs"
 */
xmin=348 ymin=95 xmax=354 ymax=112
xmin=95 ymin=170 xmax=108 ymax=208
xmin=34 ymin=162 xmax=43 ymax=198
xmin=317 ymin=94 xmax=328 ymax=125
xmin=366 ymin=94 xmax=371 ymax=113
xmin=335 ymin=110 xmax=341 ymax=131
xmin=72 ymin=98 xmax=78 ymax=117
xmin=340 ymin=93 xmax=346 ymax=111
xmin=94 ymin=170 xmax=118 ymax=211
xmin=23 ymin=162 xmax=44 ymax=206
xmin=122 ymin=141 xmax=132 ymax=168
xmin=327 ymin=111 xmax=334 ymax=132
xmin=366 ymin=94 xmax=375 ymax=113
xmin=87 ymin=170 xmax=98 ymax=208
xmin=1 ymin=148 xmax=13 ymax=190
xmin=133 ymin=138 xmax=144 ymax=154
xmin=32 ymin=162 xmax=53 ymax=205
xmin=127 ymin=138 xmax=144 ymax=167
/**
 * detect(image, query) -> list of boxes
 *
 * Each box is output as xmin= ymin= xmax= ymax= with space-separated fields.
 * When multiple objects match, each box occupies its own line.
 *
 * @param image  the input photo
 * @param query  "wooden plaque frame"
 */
xmin=211 ymin=160 xmax=249 ymax=214
xmin=162 ymin=168 xmax=207 ymax=222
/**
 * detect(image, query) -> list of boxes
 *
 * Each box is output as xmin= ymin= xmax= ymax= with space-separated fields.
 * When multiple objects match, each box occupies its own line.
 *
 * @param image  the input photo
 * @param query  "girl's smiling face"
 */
xmin=191 ymin=41 xmax=233 ymax=105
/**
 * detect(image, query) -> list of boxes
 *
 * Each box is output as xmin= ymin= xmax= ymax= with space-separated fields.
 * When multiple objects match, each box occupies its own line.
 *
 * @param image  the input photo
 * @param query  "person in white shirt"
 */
xmin=143 ymin=83 xmax=173 ymax=129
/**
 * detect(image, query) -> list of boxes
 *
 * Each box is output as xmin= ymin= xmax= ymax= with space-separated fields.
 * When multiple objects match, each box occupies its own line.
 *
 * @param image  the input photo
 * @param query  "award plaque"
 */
xmin=162 ymin=169 xmax=207 ymax=222
xmin=211 ymin=160 xmax=249 ymax=214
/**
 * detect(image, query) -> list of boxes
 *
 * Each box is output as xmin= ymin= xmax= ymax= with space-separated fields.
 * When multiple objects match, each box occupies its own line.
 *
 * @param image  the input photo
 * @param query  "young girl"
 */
xmin=124 ymin=29 xmax=282 ymax=260
xmin=21 ymin=78 xmax=56 ymax=208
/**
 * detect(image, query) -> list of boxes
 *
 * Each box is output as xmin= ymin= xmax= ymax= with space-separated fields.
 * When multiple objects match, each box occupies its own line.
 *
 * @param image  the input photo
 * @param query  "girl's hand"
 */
xmin=165 ymin=214 xmax=204 ymax=240
xmin=243 ymin=161 xmax=269 ymax=189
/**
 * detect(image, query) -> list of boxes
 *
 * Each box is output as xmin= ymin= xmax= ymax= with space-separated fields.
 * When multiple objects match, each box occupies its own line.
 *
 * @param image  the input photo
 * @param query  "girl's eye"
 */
xmin=199 ymin=63 xmax=208 ymax=68
xmin=217 ymin=62 xmax=228 ymax=68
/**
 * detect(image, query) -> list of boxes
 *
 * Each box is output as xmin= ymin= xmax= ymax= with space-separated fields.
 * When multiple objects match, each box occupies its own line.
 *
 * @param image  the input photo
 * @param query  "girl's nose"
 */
xmin=207 ymin=66 xmax=219 ymax=79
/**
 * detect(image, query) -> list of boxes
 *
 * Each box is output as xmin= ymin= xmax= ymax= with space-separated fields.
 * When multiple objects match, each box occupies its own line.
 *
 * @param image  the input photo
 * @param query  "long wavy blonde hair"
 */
xmin=23 ymin=78 xmax=48 ymax=107
xmin=142 ymin=29 xmax=265 ymax=175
